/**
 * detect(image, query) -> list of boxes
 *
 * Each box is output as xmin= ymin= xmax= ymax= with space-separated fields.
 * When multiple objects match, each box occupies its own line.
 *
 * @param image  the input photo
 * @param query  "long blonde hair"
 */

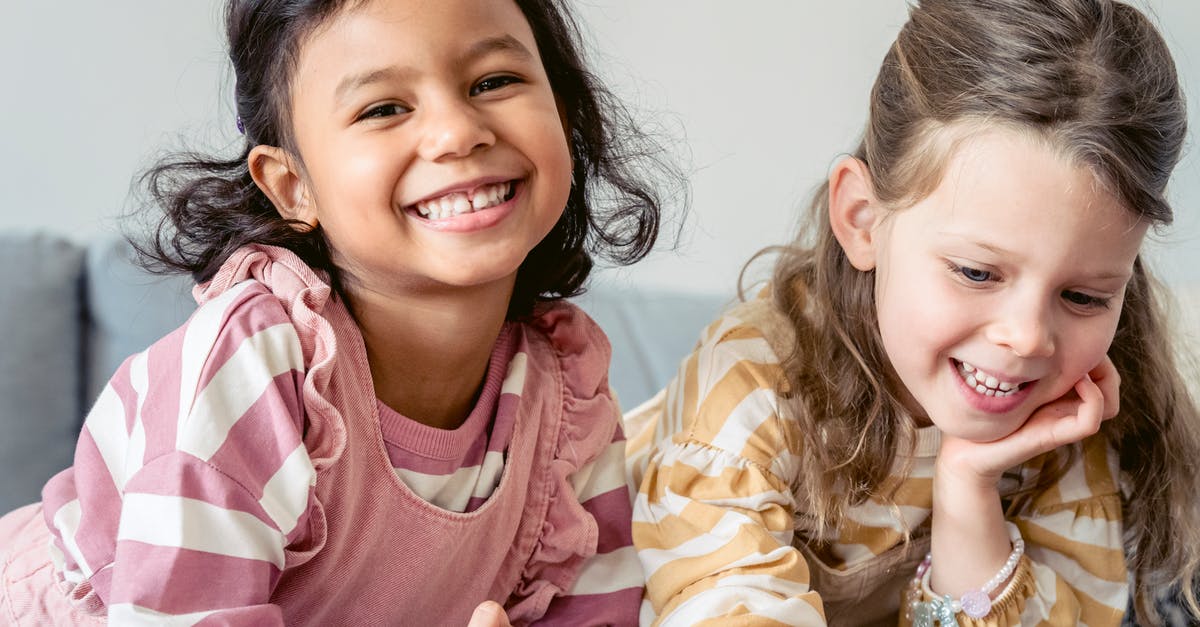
xmin=766 ymin=0 xmax=1199 ymax=621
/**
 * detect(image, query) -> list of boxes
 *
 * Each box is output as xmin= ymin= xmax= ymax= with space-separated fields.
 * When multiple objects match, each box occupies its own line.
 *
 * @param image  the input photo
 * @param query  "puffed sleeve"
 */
xmin=43 ymin=281 xmax=316 ymax=626
xmin=632 ymin=313 xmax=828 ymax=626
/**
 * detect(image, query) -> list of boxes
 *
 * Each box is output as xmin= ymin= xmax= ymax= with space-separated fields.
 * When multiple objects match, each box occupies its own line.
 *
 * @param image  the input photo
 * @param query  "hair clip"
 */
xmin=236 ymin=115 xmax=246 ymax=135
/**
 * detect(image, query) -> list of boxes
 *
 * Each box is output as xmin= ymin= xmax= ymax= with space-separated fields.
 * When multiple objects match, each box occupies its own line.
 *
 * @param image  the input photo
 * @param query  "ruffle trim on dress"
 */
xmin=193 ymin=244 xmax=345 ymax=569
xmin=194 ymin=244 xmax=346 ymax=474
xmin=505 ymin=303 xmax=623 ymax=624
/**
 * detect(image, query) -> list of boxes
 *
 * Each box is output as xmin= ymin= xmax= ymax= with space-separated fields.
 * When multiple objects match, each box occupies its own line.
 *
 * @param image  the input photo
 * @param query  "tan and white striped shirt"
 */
xmin=626 ymin=294 xmax=1127 ymax=626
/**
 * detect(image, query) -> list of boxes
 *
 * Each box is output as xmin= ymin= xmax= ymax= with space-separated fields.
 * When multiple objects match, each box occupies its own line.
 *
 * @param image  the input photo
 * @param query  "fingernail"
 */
xmin=471 ymin=602 xmax=499 ymax=624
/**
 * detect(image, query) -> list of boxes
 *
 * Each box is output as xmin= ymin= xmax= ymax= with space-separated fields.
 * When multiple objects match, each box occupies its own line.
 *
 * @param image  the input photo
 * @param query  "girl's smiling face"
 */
xmin=861 ymin=129 xmax=1146 ymax=442
xmin=277 ymin=0 xmax=572 ymax=299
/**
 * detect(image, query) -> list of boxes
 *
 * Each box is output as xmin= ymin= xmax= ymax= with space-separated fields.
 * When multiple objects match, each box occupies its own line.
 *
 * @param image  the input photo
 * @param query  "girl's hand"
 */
xmin=467 ymin=601 xmax=512 ymax=627
xmin=939 ymin=357 xmax=1120 ymax=485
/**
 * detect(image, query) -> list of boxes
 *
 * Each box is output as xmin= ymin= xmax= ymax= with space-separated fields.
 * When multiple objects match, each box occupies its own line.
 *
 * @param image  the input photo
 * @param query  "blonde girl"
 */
xmin=628 ymin=0 xmax=1200 ymax=624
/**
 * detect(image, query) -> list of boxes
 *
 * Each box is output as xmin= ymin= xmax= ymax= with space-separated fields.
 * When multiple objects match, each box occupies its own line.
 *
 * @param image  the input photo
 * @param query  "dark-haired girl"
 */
xmin=0 ymin=0 xmax=675 ymax=624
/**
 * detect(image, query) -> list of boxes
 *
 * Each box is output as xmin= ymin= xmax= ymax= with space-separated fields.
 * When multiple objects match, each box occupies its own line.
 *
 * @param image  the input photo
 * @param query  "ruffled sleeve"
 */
xmin=194 ymin=244 xmax=346 ymax=474
xmin=192 ymin=245 xmax=355 ymax=577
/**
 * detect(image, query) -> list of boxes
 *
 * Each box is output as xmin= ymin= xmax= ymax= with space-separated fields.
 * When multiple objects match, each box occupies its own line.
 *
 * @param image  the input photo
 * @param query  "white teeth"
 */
xmin=414 ymin=182 xmax=512 ymax=220
xmin=957 ymin=360 xmax=1022 ymax=398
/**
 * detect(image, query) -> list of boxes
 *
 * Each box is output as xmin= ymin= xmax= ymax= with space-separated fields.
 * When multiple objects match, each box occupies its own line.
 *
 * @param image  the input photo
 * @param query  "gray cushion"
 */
xmin=84 ymin=237 xmax=196 ymax=406
xmin=0 ymin=233 xmax=85 ymax=511
xmin=576 ymin=285 xmax=730 ymax=409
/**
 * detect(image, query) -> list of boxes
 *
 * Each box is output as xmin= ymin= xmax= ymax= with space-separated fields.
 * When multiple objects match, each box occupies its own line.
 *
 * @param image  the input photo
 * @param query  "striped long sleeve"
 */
xmin=43 ymin=280 xmax=313 ymax=625
xmin=627 ymin=296 xmax=1129 ymax=626
xmin=630 ymin=311 xmax=827 ymax=625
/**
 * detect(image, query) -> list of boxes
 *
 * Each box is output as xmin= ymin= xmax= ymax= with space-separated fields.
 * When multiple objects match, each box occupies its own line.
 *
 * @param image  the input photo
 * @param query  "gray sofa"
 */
xmin=4 ymin=231 xmax=1198 ymax=513
xmin=0 ymin=231 xmax=728 ymax=512
xmin=2 ymin=231 xmax=1197 ymax=622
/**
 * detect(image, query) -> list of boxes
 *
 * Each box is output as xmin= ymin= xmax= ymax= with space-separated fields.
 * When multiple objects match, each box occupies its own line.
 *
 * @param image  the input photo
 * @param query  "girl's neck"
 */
xmin=347 ymin=280 xmax=514 ymax=431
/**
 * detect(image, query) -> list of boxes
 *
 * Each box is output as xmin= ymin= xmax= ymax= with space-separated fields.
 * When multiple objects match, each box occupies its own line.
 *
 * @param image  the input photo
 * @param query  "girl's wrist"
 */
xmin=930 ymin=458 xmax=1010 ymax=598
xmin=934 ymin=456 xmax=1002 ymax=495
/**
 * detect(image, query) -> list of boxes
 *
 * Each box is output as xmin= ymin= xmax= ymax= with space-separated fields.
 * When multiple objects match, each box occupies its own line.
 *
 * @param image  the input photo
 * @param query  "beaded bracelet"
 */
xmin=904 ymin=531 xmax=1025 ymax=625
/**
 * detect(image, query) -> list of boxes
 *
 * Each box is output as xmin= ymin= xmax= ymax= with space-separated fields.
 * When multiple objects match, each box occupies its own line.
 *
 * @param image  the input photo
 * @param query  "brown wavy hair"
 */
xmin=135 ymin=0 xmax=682 ymax=318
xmin=764 ymin=0 xmax=1199 ymax=621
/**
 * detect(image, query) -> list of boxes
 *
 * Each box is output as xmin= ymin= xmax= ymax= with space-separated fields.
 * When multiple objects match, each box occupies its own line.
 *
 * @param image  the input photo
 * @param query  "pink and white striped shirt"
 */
xmin=17 ymin=245 xmax=643 ymax=626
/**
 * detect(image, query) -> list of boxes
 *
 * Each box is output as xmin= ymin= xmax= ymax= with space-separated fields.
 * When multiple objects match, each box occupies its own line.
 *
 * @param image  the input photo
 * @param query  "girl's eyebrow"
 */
xmin=335 ymin=67 xmax=414 ymax=103
xmin=939 ymin=232 xmax=1134 ymax=280
xmin=460 ymin=34 xmax=535 ymax=65
xmin=937 ymin=231 xmax=1016 ymax=258
xmin=333 ymin=35 xmax=534 ymax=105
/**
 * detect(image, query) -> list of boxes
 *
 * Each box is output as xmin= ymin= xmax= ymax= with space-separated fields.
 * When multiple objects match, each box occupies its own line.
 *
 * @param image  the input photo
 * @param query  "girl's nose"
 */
xmin=986 ymin=298 xmax=1056 ymax=358
xmin=417 ymin=99 xmax=496 ymax=161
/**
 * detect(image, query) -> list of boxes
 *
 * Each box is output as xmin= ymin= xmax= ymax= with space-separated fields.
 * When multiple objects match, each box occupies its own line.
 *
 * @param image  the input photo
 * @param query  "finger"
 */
xmin=468 ymin=602 xmax=509 ymax=627
xmin=1061 ymin=374 xmax=1105 ymax=438
xmin=1010 ymin=380 xmax=1101 ymax=459
xmin=1088 ymin=357 xmax=1121 ymax=419
xmin=1075 ymin=374 xmax=1103 ymax=419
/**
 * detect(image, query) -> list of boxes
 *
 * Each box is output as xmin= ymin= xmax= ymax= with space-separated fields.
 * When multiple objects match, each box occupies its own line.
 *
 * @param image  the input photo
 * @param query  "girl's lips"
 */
xmin=407 ymin=180 xmax=522 ymax=233
xmin=950 ymin=359 xmax=1035 ymax=414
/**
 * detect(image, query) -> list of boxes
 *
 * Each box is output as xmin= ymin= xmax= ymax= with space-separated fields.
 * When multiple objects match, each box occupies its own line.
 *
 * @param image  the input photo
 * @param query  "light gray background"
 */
xmin=1 ymin=1 xmax=1196 ymax=297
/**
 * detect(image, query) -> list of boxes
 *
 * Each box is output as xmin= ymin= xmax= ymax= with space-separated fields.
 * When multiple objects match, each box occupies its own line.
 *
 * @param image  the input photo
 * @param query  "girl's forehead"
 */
xmin=891 ymin=122 xmax=1132 ymax=221
xmin=305 ymin=0 xmax=535 ymax=51
xmin=918 ymin=128 xmax=1132 ymax=222
xmin=895 ymin=128 xmax=1146 ymax=267
xmin=291 ymin=0 xmax=542 ymax=99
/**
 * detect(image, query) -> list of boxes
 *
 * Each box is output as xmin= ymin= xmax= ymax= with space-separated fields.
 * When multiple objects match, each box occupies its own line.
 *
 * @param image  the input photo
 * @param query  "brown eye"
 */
xmin=470 ymin=75 xmax=520 ymax=96
xmin=1062 ymin=290 xmax=1110 ymax=309
xmin=358 ymin=103 xmax=411 ymax=121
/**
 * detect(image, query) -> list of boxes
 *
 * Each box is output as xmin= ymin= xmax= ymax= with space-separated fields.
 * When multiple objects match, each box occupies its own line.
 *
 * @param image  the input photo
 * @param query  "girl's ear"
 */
xmin=247 ymin=145 xmax=318 ymax=229
xmin=828 ymin=157 xmax=881 ymax=271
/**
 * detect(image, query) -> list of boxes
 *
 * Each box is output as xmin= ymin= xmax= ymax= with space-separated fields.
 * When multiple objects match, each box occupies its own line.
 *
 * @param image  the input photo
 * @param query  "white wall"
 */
xmin=1 ymin=2 xmax=1196 ymax=298
xmin=0 ymin=3 xmax=229 ymax=236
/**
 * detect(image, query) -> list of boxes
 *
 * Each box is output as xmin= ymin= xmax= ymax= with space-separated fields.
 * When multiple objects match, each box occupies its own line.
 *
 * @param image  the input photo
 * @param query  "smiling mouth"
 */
xmin=953 ymin=359 xmax=1033 ymax=398
xmin=411 ymin=181 xmax=516 ymax=220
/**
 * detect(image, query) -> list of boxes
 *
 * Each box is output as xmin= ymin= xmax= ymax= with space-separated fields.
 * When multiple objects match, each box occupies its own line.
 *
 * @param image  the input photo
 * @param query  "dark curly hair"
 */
xmin=136 ymin=0 xmax=681 ymax=317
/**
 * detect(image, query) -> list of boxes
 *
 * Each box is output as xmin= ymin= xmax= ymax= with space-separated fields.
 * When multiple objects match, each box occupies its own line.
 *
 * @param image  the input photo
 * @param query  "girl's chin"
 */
xmin=935 ymin=417 xmax=1030 ymax=444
